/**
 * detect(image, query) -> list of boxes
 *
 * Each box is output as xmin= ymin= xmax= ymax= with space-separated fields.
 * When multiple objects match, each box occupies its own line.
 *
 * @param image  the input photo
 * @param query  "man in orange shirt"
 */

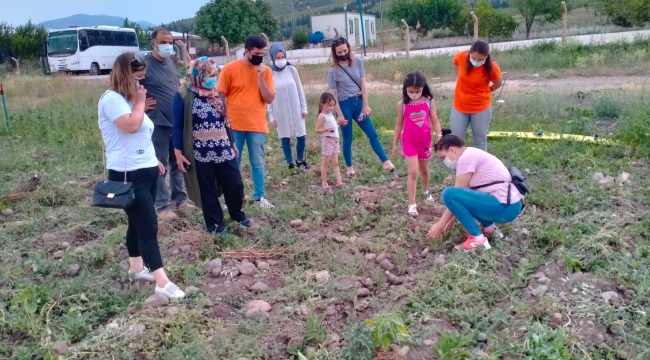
xmin=218 ymin=35 xmax=276 ymax=208
xmin=451 ymin=39 xmax=503 ymax=152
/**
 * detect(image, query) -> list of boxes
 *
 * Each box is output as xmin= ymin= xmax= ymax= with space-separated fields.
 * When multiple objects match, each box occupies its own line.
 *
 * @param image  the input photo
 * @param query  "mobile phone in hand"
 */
xmin=183 ymin=163 xmax=190 ymax=171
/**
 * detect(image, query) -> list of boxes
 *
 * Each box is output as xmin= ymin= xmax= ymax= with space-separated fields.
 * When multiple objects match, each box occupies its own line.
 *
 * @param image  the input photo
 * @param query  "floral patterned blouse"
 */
xmin=189 ymin=96 xmax=236 ymax=164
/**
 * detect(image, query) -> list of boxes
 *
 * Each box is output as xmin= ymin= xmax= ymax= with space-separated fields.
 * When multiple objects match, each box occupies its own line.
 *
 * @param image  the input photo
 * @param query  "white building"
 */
xmin=311 ymin=12 xmax=377 ymax=48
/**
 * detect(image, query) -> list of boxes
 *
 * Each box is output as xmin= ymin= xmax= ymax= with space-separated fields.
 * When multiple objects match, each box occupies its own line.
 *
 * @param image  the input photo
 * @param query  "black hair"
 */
xmin=402 ymin=71 xmax=433 ymax=105
xmin=151 ymin=27 xmax=171 ymax=41
xmin=466 ymin=39 xmax=492 ymax=79
xmin=434 ymin=132 xmax=463 ymax=152
xmin=245 ymin=35 xmax=267 ymax=51
xmin=318 ymin=92 xmax=337 ymax=114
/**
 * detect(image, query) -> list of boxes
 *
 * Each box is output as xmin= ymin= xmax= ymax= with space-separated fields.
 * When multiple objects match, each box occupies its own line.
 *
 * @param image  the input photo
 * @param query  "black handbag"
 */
xmin=93 ymin=99 xmax=135 ymax=209
xmin=93 ymin=177 xmax=134 ymax=209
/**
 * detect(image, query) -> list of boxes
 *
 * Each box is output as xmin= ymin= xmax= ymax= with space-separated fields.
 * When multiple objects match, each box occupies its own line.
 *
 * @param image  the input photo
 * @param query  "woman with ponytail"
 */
xmin=451 ymin=39 xmax=503 ymax=152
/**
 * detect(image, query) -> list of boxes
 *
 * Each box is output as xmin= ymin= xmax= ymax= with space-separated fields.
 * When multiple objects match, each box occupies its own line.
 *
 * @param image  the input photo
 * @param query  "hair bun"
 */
xmin=441 ymin=128 xmax=452 ymax=136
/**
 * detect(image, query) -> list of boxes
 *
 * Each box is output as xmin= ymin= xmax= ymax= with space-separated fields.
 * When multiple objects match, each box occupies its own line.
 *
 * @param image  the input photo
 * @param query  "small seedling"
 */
xmin=364 ymin=313 xmax=409 ymax=351
xmin=304 ymin=314 xmax=327 ymax=346
xmin=432 ymin=332 xmax=473 ymax=360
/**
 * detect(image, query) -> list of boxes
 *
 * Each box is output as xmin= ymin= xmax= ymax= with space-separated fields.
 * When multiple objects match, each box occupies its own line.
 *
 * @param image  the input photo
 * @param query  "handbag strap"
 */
xmin=99 ymin=90 xmax=129 ymax=184
xmin=338 ymin=64 xmax=361 ymax=91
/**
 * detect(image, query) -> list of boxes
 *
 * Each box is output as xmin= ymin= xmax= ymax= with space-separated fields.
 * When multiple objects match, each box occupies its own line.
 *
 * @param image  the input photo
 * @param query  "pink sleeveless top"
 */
xmin=401 ymin=99 xmax=432 ymax=145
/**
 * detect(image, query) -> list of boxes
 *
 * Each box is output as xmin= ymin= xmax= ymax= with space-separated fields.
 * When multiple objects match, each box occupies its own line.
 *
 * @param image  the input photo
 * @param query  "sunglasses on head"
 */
xmin=332 ymin=37 xmax=347 ymax=46
xmin=131 ymin=52 xmax=145 ymax=66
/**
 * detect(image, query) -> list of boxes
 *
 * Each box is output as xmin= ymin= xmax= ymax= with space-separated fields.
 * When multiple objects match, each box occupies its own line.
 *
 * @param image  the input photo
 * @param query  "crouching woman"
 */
xmin=426 ymin=134 xmax=524 ymax=251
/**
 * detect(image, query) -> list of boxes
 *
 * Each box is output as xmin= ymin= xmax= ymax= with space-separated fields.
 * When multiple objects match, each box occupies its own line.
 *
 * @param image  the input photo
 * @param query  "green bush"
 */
xmin=591 ymin=92 xmax=623 ymax=119
xmin=291 ymin=28 xmax=309 ymax=50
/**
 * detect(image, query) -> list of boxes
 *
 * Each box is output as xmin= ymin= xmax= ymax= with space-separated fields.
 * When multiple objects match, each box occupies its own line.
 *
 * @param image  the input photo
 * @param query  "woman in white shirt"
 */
xmin=97 ymin=52 xmax=185 ymax=299
xmin=267 ymin=43 xmax=310 ymax=173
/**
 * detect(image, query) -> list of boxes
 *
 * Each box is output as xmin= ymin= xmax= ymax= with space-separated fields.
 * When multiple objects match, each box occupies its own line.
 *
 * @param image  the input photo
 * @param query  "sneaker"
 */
xmin=288 ymin=163 xmax=296 ymax=174
xmin=258 ymin=197 xmax=274 ymax=209
xmin=128 ymin=267 xmax=155 ymax=282
xmin=407 ymin=204 xmax=418 ymax=217
xmin=158 ymin=208 xmax=178 ymax=222
xmin=296 ymin=160 xmax=311 ymax=170
xmin=481 ymin=225 xmax=504 ymax=239
xmin=177 ymin=202 xmax=197 ymax=210
xmin=454 ymin=235 xmax=491 ymax=251
xmin=155 ymin=282 xmax=186 ymax=299
xmin=238 ymin=218 xmax=252 ymax=228
xmin=383 ymin=160 xmax=396 ymax=173
xmin=422 ymin=191 xmax=434 ymax=201
xmin=214 ymin=224 xmax=227 ymax=235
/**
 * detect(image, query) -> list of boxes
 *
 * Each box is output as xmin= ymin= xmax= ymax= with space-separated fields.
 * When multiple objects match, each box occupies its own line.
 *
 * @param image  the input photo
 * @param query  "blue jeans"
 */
xmin=233 ymin=131 xmax=266 ymax=200
xmin=338 ymin=96 xmax=389 ymax=167
xmin=441 ymin=187 xmax=522 ymax=237
xmin=281 ymin=136 xmax=306 ymax=165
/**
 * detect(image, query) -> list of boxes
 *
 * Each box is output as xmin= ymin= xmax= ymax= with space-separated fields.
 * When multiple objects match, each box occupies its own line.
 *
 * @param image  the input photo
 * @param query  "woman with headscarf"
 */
xmin=267 ymin=43 xmax=310 ymax=173
xmin=171 ymin=57 xmax=251 ymax=235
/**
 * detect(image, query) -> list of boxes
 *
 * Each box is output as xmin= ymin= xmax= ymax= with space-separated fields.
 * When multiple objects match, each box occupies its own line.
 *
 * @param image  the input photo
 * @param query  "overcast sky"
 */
xmin=1 ymin=0 xmax=210 ymax=26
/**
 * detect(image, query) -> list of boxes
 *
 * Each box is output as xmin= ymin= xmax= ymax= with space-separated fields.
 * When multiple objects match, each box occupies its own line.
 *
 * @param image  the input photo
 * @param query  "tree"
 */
xmin=594 ymin=0 xmax=650 ymax=28
xmin=11 ymin=20 xmax=47 ymax=60
xmin=122 ymin=18 xmax=151 ymax=50
xmin=470 ymin=0 xmax=518 ymax=41
xmin=511 ymin=0 xmax=562 ymax=39
xmin=0 ymin=22 xmax=14 ymax=62
xmin=291 ymin=27 xmax=308 ymax=49
xmin=254 ymin=0 xmax=280 ymax=40
xmin=195 ymin=0 xmax=280 ymax=46
xmin=387 ymin=0 xmax=464 ymax=37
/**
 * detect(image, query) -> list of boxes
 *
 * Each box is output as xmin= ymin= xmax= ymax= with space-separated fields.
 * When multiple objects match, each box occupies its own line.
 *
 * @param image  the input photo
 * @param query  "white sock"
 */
xmin=472 ymin=234 xmax=487 ymax=243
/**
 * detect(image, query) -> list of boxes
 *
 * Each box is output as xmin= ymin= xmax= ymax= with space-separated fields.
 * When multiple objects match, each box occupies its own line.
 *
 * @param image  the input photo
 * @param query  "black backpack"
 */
xmin=470 ymin=166 xmax=529 ymax=205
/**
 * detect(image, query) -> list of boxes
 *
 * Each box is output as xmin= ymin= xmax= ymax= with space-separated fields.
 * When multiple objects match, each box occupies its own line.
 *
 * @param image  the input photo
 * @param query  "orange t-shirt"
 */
xmin=217 ymin=59 xmax=275 ymax=133
xmin=453 ymin=50 xmax=501 ymax=114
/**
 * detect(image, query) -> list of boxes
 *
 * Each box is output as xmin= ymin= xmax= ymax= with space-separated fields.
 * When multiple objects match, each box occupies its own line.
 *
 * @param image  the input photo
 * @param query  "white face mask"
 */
xmin=274 ymin=59 xmax=287 ymax=68
xmin=156 ymin=44 xmax=174 ymax=59
xmin=443 ymin=156 xmax=457 ymax=170
xmin=408 ymin=91 xmax=422 ymax=100
xmin=470 ymin=58 xmax=486 ymax=67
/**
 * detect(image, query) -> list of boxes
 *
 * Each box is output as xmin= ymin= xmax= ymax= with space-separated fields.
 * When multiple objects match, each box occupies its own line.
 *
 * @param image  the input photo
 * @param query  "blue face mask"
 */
xmin=203 ymin=77 xmax=217 ymax=89
xmin=156 ymin=44 xmax=174 ymax=59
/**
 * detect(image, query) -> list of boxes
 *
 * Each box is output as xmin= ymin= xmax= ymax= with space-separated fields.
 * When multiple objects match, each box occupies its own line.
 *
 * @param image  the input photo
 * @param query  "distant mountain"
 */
xmin=38 ymin=14 xmax=155 ymax=30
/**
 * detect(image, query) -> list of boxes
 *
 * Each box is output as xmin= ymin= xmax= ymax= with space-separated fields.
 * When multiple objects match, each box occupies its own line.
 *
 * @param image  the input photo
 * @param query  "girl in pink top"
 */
xmin=426 ymin=134 xmax=524 ymax=251
xmin=392 ymin=71 xmax=443 ymax=216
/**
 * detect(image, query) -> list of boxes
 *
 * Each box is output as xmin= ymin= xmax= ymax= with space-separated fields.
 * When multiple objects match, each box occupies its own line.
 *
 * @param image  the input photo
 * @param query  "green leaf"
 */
xmin=80 ymin=293 xmax=89 ymax=302
xmin=24 ymin=301 xmax=37 ymax=314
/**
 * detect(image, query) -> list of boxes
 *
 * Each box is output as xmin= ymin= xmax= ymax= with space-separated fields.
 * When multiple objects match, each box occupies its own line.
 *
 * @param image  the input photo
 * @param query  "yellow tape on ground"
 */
xmin=487 ymin=131 xmax=613 ymax=145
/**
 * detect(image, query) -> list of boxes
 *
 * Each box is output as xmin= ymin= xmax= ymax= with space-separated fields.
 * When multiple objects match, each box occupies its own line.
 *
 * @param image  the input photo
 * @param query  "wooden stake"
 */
xmin=401 ymin=19 xmax=410 ymax=58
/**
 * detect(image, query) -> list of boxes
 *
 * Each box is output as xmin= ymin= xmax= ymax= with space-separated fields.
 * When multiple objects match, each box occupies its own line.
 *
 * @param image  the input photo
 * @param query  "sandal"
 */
xmin=407 ymin=204 xmax=418 ymax=217
xmin=334 ymin=183 xmax=344 ymax=189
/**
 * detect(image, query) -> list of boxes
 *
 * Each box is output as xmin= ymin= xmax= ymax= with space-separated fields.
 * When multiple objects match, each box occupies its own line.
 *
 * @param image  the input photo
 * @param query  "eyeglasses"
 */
xmin=332 ymin=37 xmax=347 ymax=46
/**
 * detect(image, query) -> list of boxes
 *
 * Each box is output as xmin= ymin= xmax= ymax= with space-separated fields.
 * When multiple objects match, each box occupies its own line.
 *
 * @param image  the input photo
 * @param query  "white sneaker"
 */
xmin=155 ymin=282 xmax=186 ymax=299
xmin=128 ymin=267 xmax=155 ymax=282
xmin=258 ymin=197 xmax=275 ymax=209
xmin=422 ymin=191 xmax=434 ymax=201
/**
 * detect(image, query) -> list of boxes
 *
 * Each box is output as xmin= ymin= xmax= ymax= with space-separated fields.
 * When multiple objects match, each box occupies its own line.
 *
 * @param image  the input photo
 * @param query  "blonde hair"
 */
xmin=109 ymin=52 xmax=146 ymax=103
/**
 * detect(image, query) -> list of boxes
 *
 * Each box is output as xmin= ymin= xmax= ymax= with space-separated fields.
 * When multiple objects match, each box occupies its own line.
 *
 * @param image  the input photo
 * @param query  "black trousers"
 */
xmin=195 ymin=158 xmax=246 ymax=232
xmin=108 ymin=166 xmax=163 ymax=271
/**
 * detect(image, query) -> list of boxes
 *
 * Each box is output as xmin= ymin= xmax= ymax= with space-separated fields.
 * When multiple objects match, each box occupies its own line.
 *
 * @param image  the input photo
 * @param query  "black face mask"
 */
xmin=249 ymin=54 xmax=264 ymax=65
xmin=337 ymin=53 xmax=350 ymax=62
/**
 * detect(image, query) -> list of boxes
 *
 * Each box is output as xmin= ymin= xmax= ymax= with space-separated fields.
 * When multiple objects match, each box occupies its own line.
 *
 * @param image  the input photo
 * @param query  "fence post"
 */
xmin=470 ymin=11 xmax=478 ymax=41
xmin=221 ymin=36 xmax=230 ymax=63
xmin=334 ymin=28 xmax=340 ymax=38
xmin=401 ymin=19 xmax=410 ymax=58
xmin=561 ymin=2 xmax=568 ymax=43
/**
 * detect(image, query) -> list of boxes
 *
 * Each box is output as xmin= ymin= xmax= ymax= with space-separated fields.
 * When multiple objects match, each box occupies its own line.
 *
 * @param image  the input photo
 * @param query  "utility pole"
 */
xmin=343 ymin=3 xmax=348 ymax=40
xmin=357 ymin=0 xmax=366 ymax=56
xmin=380 ymin=0 xmax=384 ymax=52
